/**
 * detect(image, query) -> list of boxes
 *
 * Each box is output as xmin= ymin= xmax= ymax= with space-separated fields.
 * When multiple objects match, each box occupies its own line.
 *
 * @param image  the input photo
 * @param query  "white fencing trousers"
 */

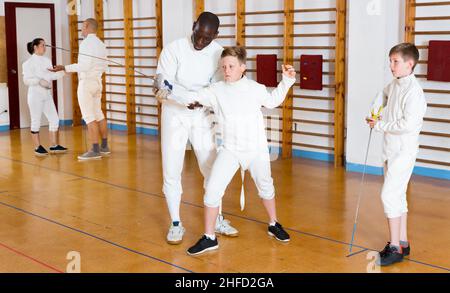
xmin=77 ymin=79 xmax=104 ymax=124
xmin=161 ymin=105 xmax=217 ymax=222
xmin=381 ymin=154 xmax=416 ymax=219
xmin=204 ymin=148 xmax=275 ymax=208
xmin=27 ymin=93 xmax=59 ymax=132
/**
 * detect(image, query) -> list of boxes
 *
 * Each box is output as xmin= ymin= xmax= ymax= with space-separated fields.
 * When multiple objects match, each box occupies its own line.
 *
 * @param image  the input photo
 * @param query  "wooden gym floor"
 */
xmin=0 ymin=126 xmax=448 ymax=273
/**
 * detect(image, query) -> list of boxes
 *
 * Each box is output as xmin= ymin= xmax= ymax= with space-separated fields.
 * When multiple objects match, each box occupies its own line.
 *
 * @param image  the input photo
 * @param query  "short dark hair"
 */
xmin=27 ymin=38 xmax=44 ymax=55
xmin=221 ymin=46 xmax=247 ymax=64
xmin=196 ymin=12 xmax=220 ymax=32
xmin=389 ymin=42 xmax=420 ymax=70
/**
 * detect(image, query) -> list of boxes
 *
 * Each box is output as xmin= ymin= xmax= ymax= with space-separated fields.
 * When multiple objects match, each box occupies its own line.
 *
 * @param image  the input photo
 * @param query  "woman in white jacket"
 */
xmin=22 ymin=38 xmax=67 ymax=156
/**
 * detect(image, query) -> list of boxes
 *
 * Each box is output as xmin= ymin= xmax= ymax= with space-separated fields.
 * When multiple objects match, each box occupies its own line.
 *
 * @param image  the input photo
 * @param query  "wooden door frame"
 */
xmin=5 ymin=2 xmax=57 ymax=130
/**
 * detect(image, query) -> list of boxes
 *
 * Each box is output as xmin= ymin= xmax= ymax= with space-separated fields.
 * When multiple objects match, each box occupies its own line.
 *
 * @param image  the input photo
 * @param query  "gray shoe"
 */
xmin=77 ymin=150 xmax=102 ymax=161
xmin=100 ymin=146 xmax=111 ymax=155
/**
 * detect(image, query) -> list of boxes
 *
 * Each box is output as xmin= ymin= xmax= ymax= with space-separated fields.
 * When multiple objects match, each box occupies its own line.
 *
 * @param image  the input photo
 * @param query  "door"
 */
xmin=5 ymin=2 xmax=57 ymax=130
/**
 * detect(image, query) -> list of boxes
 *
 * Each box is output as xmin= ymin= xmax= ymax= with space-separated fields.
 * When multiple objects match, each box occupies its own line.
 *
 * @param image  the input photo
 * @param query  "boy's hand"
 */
xmin=155 ymin=89 xmax=169 ymax=103
xmin=282 ymin=64 xmax=296 ymax=79
xmin=366 ymin=118 xmax=377 ymax=129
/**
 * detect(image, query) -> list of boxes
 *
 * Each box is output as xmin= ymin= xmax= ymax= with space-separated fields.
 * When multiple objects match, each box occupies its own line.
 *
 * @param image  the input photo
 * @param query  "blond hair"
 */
xmin=221 ymin=46 xmax=247 ymax=64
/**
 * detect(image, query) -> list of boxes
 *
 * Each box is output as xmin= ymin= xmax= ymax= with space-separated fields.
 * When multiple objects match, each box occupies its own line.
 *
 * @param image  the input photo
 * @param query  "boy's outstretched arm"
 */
xmin=259 ymin=64 xmax=296 ymax=109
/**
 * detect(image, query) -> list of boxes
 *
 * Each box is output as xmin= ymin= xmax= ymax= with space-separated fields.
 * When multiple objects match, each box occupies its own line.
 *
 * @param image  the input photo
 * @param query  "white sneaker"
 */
xmin=166 ymin=223 xmax=185 ymax=245
xmin=215 ymin=215 xmax=239 ymax=237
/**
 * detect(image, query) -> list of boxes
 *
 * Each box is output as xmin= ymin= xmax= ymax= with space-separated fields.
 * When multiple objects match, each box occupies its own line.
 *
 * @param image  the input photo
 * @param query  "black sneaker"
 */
xmin=49 ymin=145 xmax=68 ymax=154
xmin=401 ymin=243 xmax=410 ymax=257
xmin=268 ymin=222 xmax=290 ymax=242
xmin=187 ymin=235 xmax=219 ymax=256
xmin=376 ymin=243 xmax=404 ymax=266
xmin=34 ymin=145 xmax=49 ymax=157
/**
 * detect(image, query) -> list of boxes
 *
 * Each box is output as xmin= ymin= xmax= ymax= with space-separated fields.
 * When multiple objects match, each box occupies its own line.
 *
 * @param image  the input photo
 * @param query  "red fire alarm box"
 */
xmin=256 ymin=54 xmax=278 ymax=87
xmin=428 ymin=40 xmax=450 ymax=82
xmin=300 ymin=55 xmax=323 ymax=90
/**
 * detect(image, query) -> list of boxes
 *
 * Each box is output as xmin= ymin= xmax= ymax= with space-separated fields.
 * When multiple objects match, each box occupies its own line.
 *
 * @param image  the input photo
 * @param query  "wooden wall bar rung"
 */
xmin=245 ymin=22 xmax=283 ymax=27
xmin=134 ymin=112 xmax=159 ymax=118
xmin=423 ymin=89 xmax=450 ymax=94
xmin=290 ymin=142 xmax=334 ymax=151
xmin=242 ymin=10 xmax=284 ymax=15
xmin=292 ymin=118 xmax=335 ymax=126
xmin=292 ymin=33 xmax=335 ymax=37
xmin=106 ymin=100 xmax=126 ymax=104
xmin=420 ymin=145 xmax=450 ymax=152
xmin=221 ymin=23 xmax=236 ymax=28
xmin=215 ymin=12 xmax=235 ymax=17
xmin=294 ymin=83 xmax=336 ymax=88
xmin=413 ymin=30 xmax=450 ymax=35
xmin=415 ymin=16 xmax=450 ymax=21
xmin=217 ymin=35 xmax=238 ymax=39
xmin=413 ymin=1 xmax=450 ymax=7
xmin=105 ymin=91 xmax=126 ymax=95
xmin=291 ymin=8 xmax=336 ymax=13
xmin=292 ymin=107 xmax=334 ymax=113
xmin=427 ymin=103 xmax=450 ymax=109
xmin=421 ymin=131 xmax=450 ymax=138
xmin=292 ymin=95 xmax=334 ymax=101
xmin=246 ymin=46 xmax=284 ymax=49
xmin=424 ymin=117 xmax=450 ymax=123
xmin=294 ymin=20 xmax=336 ymax=25
xmin=243 ymin=34 xmax=284 ymax=38
xmin=416 ymin=159 xmax=450 ymax=167
xmin=291 ymin=131 xmax=334 ymax=138
xmin=136 ymin=121 xmax=159 ymax=127
xmin=136 ymin=103 xmax=158 ymax=108
xmin=290 ymin=45 xmax=336 ymax=49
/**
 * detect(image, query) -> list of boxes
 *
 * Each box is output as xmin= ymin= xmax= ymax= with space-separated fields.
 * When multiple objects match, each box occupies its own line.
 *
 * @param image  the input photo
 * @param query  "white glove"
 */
xmin=39 ymin=79 xmax=52 ymax=89
xmin=155 ymin=88 xmax=169 ymax=103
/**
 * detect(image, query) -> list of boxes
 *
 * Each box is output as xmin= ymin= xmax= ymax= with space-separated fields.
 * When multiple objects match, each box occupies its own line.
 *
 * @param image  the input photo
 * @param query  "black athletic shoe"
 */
xmin=268 ymin=222 xmax=290 ymax=242
xmin=401 ymin=243 xmax=410 ymax=257
xmin=34 ymin=145 xmax=48 ymax=156
xmin=376 ymin=243 xmax=403 ymax=266
xmin=49 ymin=145 xmax=68 ymax=154
xmin=187 ymin=235 xmax=219 ymax=256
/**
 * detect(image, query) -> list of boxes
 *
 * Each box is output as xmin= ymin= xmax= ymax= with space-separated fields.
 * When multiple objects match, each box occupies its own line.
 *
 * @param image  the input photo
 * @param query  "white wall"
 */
xmin=346 ymin=0 xmax=404 ymax=169
xmin=346 ymin=0 xmax=450 ymax=173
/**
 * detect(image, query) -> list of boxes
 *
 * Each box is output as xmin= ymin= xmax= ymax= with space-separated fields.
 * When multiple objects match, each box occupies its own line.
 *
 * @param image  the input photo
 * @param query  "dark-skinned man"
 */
xmin=155 ymin=12 xmax=238 ymax=245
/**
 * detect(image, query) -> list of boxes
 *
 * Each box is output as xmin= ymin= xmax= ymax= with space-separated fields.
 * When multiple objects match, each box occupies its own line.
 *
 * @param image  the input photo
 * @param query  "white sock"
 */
xmin=269 ymin=221 xmax=277 ymax=226
xmin=205 ymin=233 xmax=216 ymax=240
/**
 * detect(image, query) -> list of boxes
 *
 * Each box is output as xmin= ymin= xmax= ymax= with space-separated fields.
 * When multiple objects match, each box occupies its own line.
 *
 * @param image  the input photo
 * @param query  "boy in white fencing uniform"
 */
xmin=156 ymin=12 xmax=238 ymax=244
xmin=367 ymin=43 xmax=427 ymax=266
xmin=161 ymin=46 xmax=296 ymax=255
xmin=22 ymin=38 xmax=67 ymax=156
xmin=51 ymin=18 xmax=109 ymax=161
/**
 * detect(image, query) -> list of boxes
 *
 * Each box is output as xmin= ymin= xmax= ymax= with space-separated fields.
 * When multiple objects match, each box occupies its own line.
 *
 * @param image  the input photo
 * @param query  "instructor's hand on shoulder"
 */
xmin=282 ymin=64 xmax=296 ymax=79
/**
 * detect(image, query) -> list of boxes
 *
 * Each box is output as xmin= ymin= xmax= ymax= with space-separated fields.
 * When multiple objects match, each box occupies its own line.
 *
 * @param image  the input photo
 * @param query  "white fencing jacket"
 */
xmin=22 ymin=54 xmax=64 ymax=96
xmin=369 ymin=74 xmax=427 ymax=162
xmin=170 ymin=74 xmax=296 ymax=163
xmin=156 ymin=36 xmax=223 ymax=114
xmin=65 ymin=34 xmax=107 ymax=81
